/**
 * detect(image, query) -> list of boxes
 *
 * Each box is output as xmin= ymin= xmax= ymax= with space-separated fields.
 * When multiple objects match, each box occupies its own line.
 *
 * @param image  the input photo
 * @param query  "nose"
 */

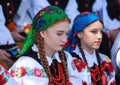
xmin=62 ymin=35 xmax=67 ymax=43
xmin=97 ymin=31 xmax=102 ymax=40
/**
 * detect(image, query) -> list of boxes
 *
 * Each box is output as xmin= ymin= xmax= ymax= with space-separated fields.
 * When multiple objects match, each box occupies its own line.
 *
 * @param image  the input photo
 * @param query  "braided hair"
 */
xmin=35 ymin=18 xmax=70 ymax=84
xmin=76 ymin=37 xmax=102 ymax=84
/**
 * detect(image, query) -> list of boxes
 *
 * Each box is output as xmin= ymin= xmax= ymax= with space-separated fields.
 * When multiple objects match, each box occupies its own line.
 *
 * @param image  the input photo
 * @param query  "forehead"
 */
xmin=47 ymin=21 xmax=70 ymax=32
xmin=85 ymin=20 xmax=103 ymax=30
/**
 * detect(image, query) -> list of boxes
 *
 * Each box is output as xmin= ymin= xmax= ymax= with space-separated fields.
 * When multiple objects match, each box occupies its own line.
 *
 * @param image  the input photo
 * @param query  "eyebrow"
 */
xmin=92 ymin=27 xmax=103 ymax=30
xmin=56 ymin=30 xmax=66 ymax=32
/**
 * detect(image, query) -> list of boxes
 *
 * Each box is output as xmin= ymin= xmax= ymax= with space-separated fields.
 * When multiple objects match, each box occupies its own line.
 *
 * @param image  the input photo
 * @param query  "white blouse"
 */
xmin=0 ymin=5 xmax=15 ymax=45
xmin=9 ymin=44 xmax=82 ymax=85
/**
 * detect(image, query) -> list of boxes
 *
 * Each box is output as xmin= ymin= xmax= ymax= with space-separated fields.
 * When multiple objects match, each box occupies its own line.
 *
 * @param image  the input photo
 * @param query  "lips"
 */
xmin=60 ymin=45 xmax=65 ymax=47
xmin=95 ymin=41 xmax=101 ymax=44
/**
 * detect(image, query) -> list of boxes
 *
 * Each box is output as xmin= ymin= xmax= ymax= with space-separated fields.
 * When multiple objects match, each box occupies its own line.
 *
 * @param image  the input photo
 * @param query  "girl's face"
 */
xmin=77 ymin=20 xmax=103 ymax=54
xmin=40 ymin=21 xmax=70 ymax=53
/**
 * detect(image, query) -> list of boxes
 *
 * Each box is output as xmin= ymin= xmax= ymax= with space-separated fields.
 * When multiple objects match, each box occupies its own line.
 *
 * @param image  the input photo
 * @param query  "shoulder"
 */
xmin=99 ymin=53 xmax=111 ymax=62
xmin=63 ymin=51 xmax=72 ymax=58
xmin=9 ymin=56 xmax=47 ymax=78
xmin=63 ymin=51 xmax=73 ymax=61
xmin=63 ymin=51 xmax=80 ymax=60
xmin=9 ymin=56 xmax=42 ymax=71
xmin=14 ymin=56 xmax=38 ymax=65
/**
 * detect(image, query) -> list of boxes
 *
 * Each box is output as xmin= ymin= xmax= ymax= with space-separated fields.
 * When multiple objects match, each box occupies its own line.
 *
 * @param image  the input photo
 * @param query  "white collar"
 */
xmin=32 ymin=44 xmax=61 ymax=66
xmin=74 ymin=45 xmax=98 ymax=67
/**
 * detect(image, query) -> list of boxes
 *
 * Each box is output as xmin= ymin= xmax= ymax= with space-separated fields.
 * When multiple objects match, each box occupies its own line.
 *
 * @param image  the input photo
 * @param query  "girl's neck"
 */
xmin=45 ymin=50 xmax=55 ymax=58
xmin=44 ymin=45 xmax=55 ymax=58
xmin=81 ymin=46 xmax=94 ymax=55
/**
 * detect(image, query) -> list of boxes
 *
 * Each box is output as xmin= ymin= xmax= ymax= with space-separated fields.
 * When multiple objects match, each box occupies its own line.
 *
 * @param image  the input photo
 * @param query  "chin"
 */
xmin=56 ymin=47 xmax=63 ymax=51
xmin=93 ymin=46 xmax=100 ymax=49
xmin=94 ymin=47 xmax=100 ymax=50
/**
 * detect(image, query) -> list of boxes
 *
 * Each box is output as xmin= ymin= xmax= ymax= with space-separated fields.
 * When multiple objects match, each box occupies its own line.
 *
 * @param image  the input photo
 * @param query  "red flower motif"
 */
xmin=0 ymin=74 xmax=4 ymax=81
xmin=11 ymin=70 xmax=16 ymax=77
xmin=102 ymin=61 xmax=114 ymax=72
xmin=0 ymin=78 xmax=6 ymax=85
xmin=4 ymin=69 xmax=9 ymax=75
xmin=73 ymin=59 xmax=86 ymax=72
xmin=33 ymin=68 xmax=42 ymax=77
xmin=82 ymin=81 xmax=88 ymax=85
xmin=48 ymin=10 xmax=53 ymax=14
xmin=11 ymin=67 xmax=26 ymax=77
xmin=19 ymin=67 xmax=26 ymax=77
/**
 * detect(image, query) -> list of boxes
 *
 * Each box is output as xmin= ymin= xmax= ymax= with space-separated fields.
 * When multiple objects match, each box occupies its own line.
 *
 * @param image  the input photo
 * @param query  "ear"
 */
xmin=77 ymin=32 xmax=82 ymax=39
xmin=40 ymin=31 xmax=45 ymax=38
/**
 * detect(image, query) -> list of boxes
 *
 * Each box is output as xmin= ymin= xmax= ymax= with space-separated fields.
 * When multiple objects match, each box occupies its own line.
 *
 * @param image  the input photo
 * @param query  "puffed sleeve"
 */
xmin=0 ymin=65 xmax=18 ymax=85
xmin=9 ymin=56 xmax=49 ymax=85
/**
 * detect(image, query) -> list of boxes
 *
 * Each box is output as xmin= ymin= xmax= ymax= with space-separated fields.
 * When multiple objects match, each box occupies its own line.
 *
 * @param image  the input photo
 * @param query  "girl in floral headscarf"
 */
xmin=8 ymin=6 xmax=83 ymax=85
xmin=65 ymin=12 xmax=116 ymax=85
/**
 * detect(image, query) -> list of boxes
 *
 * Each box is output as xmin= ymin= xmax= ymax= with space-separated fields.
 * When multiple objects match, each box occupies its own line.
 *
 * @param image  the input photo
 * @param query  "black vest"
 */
xmin=0 ymin=0 xmax=21 ymax=25
xmin=47 ymin=0 xmax=69 ymax=10
xmin=76 ymin=0 xmax=95 ymax=12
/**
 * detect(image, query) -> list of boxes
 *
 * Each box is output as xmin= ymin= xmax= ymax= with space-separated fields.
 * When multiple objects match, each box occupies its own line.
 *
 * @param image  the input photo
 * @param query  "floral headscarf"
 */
xmin=64 ymin=12 xmax=100 ymax=52
xmin=20 ymin=6 xmax=69 ymax=55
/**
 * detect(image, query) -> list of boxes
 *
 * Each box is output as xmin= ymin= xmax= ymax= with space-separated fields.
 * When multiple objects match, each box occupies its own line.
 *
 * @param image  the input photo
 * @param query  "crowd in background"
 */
xmin=0 ymin=0 xmax=120 ymax=85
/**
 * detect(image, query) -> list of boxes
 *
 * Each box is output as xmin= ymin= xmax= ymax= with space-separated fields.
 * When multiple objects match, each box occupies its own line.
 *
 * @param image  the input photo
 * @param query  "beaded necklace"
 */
xmin=49 ymin=59 xmax=65 ymax=85
xmin=48 ymin=56 xmax=72 ymax=85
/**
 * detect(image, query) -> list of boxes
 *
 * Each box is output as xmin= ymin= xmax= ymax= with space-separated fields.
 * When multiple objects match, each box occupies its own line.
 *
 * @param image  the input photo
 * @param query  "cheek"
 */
xmin=82 ymin=35 xmax=94 ymax=44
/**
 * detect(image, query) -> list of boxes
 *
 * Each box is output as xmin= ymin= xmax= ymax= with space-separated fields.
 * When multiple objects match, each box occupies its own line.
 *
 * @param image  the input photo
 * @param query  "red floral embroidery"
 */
xmin=82 ymin=81 xmax=88 ymax=85
xmin=33 ymin=68 xmax=42 ymax=77
xmin=11 ymin=70 xmax=15 ymax=77
xmin=0 ymin=69 xmax=9 ymax=85
xmin=102 ymin=61 xmax=114 ymax=72
xmin=48 ymin=81 xmax=73 ymax=85
xmin=0 ymin=76 xmax=6 ymax=85
xmin=0 ymin=74 xmax=4 ymax=81
xmin=89 ymin=65 xmax=104 ymax=84
xmin=11 ymin=67 xmax=26 ymax=77
xmin=4 ymin=69 xmax=9 ymax=75
xmin=73 ymin=59 xmax=86 ymax=72
xmin=19 ymin=67 xmax=26 ymax=76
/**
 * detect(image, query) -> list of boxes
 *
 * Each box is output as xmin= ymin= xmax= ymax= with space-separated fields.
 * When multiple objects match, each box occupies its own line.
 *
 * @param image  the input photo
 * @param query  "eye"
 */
xmin=91 ymin=30 xmax=98 ymax=34
xmin=66 ymin=32 xmax=68 ymax=36
xmin=100 ymin=30 xmax=103 ymax=34
xmin=57 ymin=33 xmax=62 ymax=36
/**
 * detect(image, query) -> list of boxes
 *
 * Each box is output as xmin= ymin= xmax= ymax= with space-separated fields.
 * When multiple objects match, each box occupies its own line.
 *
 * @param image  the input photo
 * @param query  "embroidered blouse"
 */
xmin=71 ymin=46 xmax=116 ymax=85
xmin=8 ymin=44 xmax=82 ymax=85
